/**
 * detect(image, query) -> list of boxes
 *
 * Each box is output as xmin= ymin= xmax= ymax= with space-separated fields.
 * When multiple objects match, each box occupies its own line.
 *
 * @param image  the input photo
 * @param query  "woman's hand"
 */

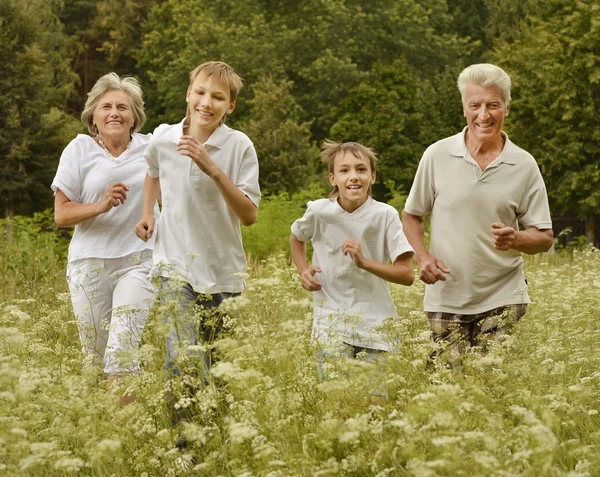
xmin=99 ymin=182 xmax=129 ymax=212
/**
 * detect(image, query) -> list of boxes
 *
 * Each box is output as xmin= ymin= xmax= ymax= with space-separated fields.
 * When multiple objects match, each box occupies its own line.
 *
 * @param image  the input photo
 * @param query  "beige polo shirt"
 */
xmin=405 ymin=128 xmax=552 ymax=314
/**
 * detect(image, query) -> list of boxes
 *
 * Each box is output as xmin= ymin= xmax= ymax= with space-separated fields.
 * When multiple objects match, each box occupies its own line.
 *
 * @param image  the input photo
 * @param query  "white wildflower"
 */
xmin=97 ymin=439 xmax=121 ymax=453
xmin=431 ymin=435 xmax=463 ymax=446
xmin=338 ymin=431 xmax=360 ymax=444
xmin=229 ymin=421 xmax=259 ymax=444
xmin=54 ymin=457 xmax=84 ymax=472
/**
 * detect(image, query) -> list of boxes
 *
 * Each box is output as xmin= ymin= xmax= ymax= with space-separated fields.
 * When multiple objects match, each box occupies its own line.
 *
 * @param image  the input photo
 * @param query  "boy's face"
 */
xmin=186 ymin=72 xmax=235 ymax=132
xmin=329 ymin=152 xmax=375 ymax=213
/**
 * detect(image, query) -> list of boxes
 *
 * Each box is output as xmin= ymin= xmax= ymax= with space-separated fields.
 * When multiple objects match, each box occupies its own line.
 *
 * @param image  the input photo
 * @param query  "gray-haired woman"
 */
xmin=51 ymin=73 xmax=159 ymax=395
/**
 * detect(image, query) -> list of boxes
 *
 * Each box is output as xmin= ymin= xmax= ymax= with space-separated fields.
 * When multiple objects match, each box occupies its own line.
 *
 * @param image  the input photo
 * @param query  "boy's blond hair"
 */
xmin=186 ymin=61 xmax=243 ymax=125
xmin=321 ymin=140 xmax=378 ymax=199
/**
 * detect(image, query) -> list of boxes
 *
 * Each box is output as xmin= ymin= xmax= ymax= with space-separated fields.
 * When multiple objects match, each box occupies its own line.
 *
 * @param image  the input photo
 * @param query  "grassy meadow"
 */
xmin=1 ymin=209 xmax=599 ymax=476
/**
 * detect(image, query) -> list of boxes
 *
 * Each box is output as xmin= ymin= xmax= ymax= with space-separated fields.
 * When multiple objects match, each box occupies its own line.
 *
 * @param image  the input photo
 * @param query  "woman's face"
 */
xmin=93 ymin=90 xmax=134 ymax=141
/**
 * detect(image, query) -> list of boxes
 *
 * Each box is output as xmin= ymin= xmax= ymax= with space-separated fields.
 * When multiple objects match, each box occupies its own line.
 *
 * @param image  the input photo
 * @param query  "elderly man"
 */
xmin=402 ymin=63 xmax=553 ymax=364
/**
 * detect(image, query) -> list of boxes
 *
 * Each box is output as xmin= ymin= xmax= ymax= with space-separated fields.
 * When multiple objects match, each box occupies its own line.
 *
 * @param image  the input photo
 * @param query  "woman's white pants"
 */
xmin=67 ymin=250 xmax=155 ymax=375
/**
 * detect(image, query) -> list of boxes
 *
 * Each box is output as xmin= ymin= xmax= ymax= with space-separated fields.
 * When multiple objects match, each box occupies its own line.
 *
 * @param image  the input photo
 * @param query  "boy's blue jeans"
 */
xmin=160 ymin=278 xmax=239 ymax=383
xmin=316 ymin=341 xmax=388 ymax=397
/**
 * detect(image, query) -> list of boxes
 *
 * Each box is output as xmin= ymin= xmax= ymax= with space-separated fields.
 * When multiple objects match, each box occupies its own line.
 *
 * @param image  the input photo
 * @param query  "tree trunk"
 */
xmin=585 ymin=215 xmax=596 ymax=246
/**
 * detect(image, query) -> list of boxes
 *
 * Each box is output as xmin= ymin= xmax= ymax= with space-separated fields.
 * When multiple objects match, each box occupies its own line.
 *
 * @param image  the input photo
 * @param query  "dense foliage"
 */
xmin=1 ymin=0 xmax=598 ymax=224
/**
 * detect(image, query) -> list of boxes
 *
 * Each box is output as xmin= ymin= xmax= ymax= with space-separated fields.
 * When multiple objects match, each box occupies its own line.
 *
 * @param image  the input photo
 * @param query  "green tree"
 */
xmin=94 ymin=0 xmax=159 ymax=75
xmin=329 ymin=59 xmax=464 ymax=199
xmin=492 ymin=0 xmax=600 ymax=241
xmin=137 ymin=0 xmax=472 ymax=196
xmin=59 ymin=0 xmax=107 ymax=111
xmin=240 ymin=76 xmax=319 ymax=195
xmin=0 ymin=0 xmax=80 ymax=217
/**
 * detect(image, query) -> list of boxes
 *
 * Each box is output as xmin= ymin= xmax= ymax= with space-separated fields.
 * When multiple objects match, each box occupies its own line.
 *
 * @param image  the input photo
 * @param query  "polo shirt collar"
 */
xmin=450 ymin=126 xmax=517 ymax=165
xmin=204 ymin=123 xmax=229 ymax=149
xmin=163 ymin=119 xmax=229 ymax=149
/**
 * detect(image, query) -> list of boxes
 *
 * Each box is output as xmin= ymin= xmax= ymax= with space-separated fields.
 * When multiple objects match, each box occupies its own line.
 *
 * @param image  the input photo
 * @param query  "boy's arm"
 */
xmin=290 ymin=233 xmax=322 ymax=291
xmin=211 ymin=171 xmax=258 ymax=226
xmin=135 ymin=173 xmax=160 ymax=242
xmin=177 ymin=136 xmax=257 ymax=226
xmin=341 ymin=239 xmax=414 ymax=286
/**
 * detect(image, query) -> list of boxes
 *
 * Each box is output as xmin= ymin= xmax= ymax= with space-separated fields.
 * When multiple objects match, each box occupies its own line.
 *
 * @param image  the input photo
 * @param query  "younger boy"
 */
xmin=290 ymin=141 xmax=414 ymax=369
xmin=135 ymin=61 xmax=260 ymax=382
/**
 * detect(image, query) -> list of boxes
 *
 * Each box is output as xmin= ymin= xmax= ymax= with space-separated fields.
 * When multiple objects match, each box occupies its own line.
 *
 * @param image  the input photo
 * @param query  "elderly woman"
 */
xmin=52 ymin=73 xmax=159 ymax=386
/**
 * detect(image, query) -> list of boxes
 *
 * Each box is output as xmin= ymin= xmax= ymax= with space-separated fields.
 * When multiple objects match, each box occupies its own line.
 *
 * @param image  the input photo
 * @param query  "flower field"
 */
xmin=1 ymin=216 xmax=599 ymax=476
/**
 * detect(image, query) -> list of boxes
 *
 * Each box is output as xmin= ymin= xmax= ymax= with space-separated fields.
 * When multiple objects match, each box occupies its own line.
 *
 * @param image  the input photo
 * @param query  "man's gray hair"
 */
xmin=457 ymin=63 xmax=511 ymax=106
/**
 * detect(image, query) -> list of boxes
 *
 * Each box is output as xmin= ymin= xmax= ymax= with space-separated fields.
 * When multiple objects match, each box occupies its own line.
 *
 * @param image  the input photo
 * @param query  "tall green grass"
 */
xmin=1 ymin=207 xmax=598 ymax=476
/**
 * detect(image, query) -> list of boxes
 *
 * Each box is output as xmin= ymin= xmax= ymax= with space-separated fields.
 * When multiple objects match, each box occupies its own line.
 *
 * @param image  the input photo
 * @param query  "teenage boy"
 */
xmin=136 ymin=61 xmax=260 ymax=382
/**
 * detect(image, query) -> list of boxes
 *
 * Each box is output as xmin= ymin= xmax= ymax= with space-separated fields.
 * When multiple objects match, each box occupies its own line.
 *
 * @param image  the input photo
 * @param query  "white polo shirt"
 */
xmin=291 ymin=197 xmax=414 ymax=351
xmin=146 ymin=119 xmax=260 ymax=294
xmin=405 ymin=127 xmax=552 ymax=314
xmin=51 ymin=133 xmax=158 ymax=262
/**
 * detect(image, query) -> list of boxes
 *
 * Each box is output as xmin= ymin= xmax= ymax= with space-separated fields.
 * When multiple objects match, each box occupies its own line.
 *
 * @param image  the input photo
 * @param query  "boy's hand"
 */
xmin=177 ymin=136 xmax=219 ymax=177
xmin=342 ymin=238 xmax=367 ymax=268
xmin=300 ymin=265 xmax=322 ymax=291
xmin=135 ymin=215 xmax=155 ymax=242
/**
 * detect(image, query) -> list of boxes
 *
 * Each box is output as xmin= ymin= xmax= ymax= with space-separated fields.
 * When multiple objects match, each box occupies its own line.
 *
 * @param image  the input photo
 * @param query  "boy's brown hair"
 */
xmin=321 ymin=140 xmax=378 ymax=199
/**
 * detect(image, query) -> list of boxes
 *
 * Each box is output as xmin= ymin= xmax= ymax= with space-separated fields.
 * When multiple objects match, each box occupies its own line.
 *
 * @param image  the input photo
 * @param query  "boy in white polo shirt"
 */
xmin=290 ymin=141 xmax=414 ymax=376
xmin=135 ymin=61 xmax=260 ymax=385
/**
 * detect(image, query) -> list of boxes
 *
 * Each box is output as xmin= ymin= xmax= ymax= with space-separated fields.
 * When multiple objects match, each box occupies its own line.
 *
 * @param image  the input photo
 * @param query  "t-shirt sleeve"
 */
xmin=517 ymin=164 xmax=553 ymax=230
xmin=145 ymin=142 xmax=160 ymax=179
xmin=386 ymin=208 xmax=415 ymax=263
xmin=51 ymin=138 xmax=82 ymax=203
xmin=290 ymin=201 xmax=317 ymax=243
xmin=236 ymin=141 xmax=261 ymax=207
xmin=404 ymin=148 xmax=435 ymax=216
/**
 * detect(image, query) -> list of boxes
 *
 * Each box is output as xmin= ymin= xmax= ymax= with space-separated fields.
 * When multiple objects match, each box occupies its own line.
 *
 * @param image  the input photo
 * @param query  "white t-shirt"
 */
xmin=405 ymin=128 xmax=552 ymax=314
xmin=146 ymin=119 xmax=261 ymax=294
xmin=51 ymin=133 xmax=158 ymax=263
xmin=291 ymin=197 xmax=414 ymax=351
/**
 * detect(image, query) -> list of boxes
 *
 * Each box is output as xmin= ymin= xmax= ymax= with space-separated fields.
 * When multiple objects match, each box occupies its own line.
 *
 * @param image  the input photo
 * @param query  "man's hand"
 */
xmin=416 ymin=254 xmax=450 ymax=284
xmin=135 ymin=215 xmax=155 ymax=242
xmin=300 ymin=265 xmax=322 ymax=291
xmin=491 ymin=222 xmax=515 ymax=251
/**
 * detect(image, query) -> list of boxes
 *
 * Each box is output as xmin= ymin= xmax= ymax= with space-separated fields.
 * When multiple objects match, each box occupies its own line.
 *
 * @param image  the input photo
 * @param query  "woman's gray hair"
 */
xmin=81 ymin=72 xmax=146 ymax=135
xmin=457 ymin=63 xmax=511 ymax=106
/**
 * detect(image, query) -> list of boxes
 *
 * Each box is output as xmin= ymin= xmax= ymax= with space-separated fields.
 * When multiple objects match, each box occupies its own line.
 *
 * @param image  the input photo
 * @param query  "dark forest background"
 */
xmin=2 ymin=0 xmax=599 ymax=242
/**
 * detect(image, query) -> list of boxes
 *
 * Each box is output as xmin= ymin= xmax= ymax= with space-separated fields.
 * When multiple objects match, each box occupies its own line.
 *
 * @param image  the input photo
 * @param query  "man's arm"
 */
xmin=290 ymin=233 xmax=322 ymax=291
xmin=402 ymin=210 xmax=450 ymax=284
xmin=491 ymin=223 xmax=553 ymax=253
xmin=135 ymin=173 xmax=160 ymax=242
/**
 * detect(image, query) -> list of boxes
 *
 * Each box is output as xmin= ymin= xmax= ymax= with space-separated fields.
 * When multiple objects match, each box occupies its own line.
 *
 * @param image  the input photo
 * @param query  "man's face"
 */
xmin=463 ymin=83 xmax=509 ymax=144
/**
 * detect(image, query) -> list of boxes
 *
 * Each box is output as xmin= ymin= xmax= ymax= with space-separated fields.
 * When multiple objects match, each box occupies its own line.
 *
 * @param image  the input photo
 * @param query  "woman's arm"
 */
xmin=54 ymin=183 xmax=128 ymax=227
